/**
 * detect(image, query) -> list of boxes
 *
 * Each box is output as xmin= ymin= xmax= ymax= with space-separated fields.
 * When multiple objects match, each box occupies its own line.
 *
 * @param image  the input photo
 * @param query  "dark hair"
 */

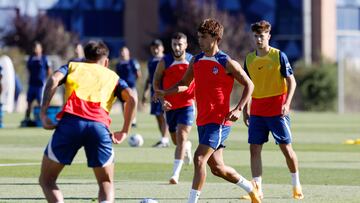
xmin=198 ymin=18 xmax=224 ymax=40
xmin=251 ymin=20 xmax=271 ymax=33
xmin=171 ymin=32 xmax=187 ymax=40
xmin=150 ymin=39 xmax=163 ymax=47
xmin=84 ymin=41 xmax=109 ymax=61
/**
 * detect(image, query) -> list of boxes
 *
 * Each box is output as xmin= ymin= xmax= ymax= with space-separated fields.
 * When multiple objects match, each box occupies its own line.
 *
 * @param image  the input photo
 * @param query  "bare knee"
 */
xmin=193 ymin=154 xmax=207 ymax=168
xmin=210 ymin=165 xmax=224 ymax=177
xmin=250 ymin=144 xmax=262 ymax=158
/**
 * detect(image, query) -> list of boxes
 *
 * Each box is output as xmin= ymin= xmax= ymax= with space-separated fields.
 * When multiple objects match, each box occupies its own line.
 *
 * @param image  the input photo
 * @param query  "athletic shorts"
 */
xmin=150 ymin=101 xmax=163 ymax=116
xmin=44 ymin=113 xmax=114 ymax=167
xmin=197 ymin=123 xmax=231 ymax=150
xmin=165 ymin=105 xmax=194 ymax=133
xmin=248 ymin=115 xmax=292 ymax=145
xmin=27 ymin=86 xmax=43 ymax=104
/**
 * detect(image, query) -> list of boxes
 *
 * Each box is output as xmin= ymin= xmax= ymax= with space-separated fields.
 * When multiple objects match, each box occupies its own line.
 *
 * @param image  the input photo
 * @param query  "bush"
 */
xmin=294 ymin=61 xmax=337 ymax=111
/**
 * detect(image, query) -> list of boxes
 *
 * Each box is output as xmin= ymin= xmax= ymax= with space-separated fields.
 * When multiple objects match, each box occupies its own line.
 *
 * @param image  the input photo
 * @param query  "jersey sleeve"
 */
xmin=279 ymin=51 xmax=293 ymax=77
xmin=55 ymin=65 xmax=69 ymax=85
xmin=114 ymin=79 xmax=130 ymax=102
xmin=133 ymin=59 xmax=140 ymax=70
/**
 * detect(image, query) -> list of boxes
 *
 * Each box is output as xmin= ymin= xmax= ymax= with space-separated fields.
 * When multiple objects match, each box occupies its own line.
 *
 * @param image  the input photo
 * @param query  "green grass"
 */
xmin=0 ymin=111 xmax=360 ymax=202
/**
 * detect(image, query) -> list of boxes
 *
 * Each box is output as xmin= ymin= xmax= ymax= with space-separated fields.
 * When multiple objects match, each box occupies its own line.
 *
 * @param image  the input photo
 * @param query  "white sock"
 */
xmin=188 ymin=189 xmax=201 ymax=203
xmin=172 ymin=159 xmax=184 ymax=178
xmin=236 ymin=176 xmax=254 ymax=193
xmin=161 ymin=137 xmax=169 ymax=143
xmin=100 ymin=201 xmax=111 ymax=203
xmin=291 ymin=172 xmax=301 ymax=187
xmin=253 ymin=176 xmax=262 ymax=191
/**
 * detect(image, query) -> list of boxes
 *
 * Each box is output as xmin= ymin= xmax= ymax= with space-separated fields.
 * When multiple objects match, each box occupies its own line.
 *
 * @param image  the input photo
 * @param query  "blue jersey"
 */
xmin=27 ymin=55 xmax=50 ymax=87
xmin=147 ymin=56 xmax=162 ymax=96
xmin=115 ymin=59 xmax=140 ymax=88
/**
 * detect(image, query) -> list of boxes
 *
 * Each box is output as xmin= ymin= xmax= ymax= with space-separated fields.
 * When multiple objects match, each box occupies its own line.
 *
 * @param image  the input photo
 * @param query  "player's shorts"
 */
xmin=248 ymin=115 xmax=292 ymax=145
xmin=44 ymin=113 xmax=113 ymax=167
xmin=150 ymin=101 xmax=163 ymax=116
xmin=197 ymin=123 xmax=231 ymax=150
xmin=165 ymin=105 xmax=194 ymax=133
xmin=27 ymin=86 xmax=43 ymax=103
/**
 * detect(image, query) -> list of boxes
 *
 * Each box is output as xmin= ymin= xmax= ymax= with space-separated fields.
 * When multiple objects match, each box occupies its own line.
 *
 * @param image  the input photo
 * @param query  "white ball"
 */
xmin=140 ymin=198 xmax=158 ymax=203
xmin=128 ymin=134 xmax=144 ymax=147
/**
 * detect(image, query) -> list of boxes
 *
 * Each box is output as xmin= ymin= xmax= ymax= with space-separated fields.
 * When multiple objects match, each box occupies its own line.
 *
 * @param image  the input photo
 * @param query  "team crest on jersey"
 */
xmin=212 ymin=66 xmax=219 ymax=75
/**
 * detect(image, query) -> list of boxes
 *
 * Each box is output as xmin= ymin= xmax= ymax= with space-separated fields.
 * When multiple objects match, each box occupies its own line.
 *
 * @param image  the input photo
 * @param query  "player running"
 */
xmin=155 ymin=19 xmax=261 ymax=203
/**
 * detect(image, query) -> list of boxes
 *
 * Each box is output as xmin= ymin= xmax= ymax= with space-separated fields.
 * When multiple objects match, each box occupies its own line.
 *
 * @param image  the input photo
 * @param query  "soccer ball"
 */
xmin=139 ymin=198 xmax=158 ymax=203
xmin=128 ymin=134 xmax=144 ymax=147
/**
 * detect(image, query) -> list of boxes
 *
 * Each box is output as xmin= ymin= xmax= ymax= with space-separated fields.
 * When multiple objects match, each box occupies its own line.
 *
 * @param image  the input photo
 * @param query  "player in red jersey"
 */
xmin=153 ymin=32 xmax=194 ymax=184
xmin=155 ymin=19 xmax=261 ymax=203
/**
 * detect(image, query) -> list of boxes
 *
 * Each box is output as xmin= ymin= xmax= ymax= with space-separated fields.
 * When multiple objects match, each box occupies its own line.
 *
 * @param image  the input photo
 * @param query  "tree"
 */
xmin=158 ymin=0 xmax=252 ymax=61
xmin=3 ymin=14 xmax=77 ymax=56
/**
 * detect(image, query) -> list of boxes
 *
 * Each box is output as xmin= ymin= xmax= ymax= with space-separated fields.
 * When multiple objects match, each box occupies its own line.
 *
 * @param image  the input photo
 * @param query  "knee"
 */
xmin=250 ymin=146 xmax=262 ymax=157
xmin=210 ymin=165 xmax=224 ymax=177
xmin=193 ymin=155 xmax=206 ymax=168
xmin=39 ymin=175 xmax=53 ymax=188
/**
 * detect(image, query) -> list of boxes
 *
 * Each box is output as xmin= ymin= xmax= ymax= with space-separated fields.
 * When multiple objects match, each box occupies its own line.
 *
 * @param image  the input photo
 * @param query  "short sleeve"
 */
xmin=56 ymin=65 xmax=69 ymax=76
xmin=114 ymin=79 xmax=130 ymax=102
xmin=279 ymin=51 xmax=293 ymax=77
xmin=133 ymin=59 xmax=140 ymax=70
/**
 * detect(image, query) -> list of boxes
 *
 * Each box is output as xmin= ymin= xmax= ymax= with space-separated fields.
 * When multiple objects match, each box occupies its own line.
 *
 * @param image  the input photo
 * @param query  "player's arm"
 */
xmin=241 ymin=60 xmax=251 ymax=126
xmin=283 ymin=75 xmax=296 ymax=116
xmin=112 ymin=80 xmax=138 ymax=144
xmin=134 ymin=60 xmax=142 ymax=79
xmin=280 ymin=51 xmax=296 ymax=116
xmin=141 ymin=75 xmax=150 ymax=105
xmin=225 ymin=59 xmax=254 ymax=122
xmin=40 ymin=69 xmax=66 ymax=130
xmin=155 ymin=58 xmax=195 ymax=98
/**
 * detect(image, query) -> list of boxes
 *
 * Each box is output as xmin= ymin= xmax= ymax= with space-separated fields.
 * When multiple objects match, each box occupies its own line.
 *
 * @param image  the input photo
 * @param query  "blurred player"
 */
xmin=68 ymin=43 xmax=85 ymax=62
xmin=155 ymin=19 xmax=260 ymax=203
xmin=141 ymin=39 xmax=170 ymax=147
xmin=116 ymin=46 xmax=141 ymax=127
xmin=22 ymin=42 xmax=51 ymax=125
xmin=153 ymin=33 xmax=194 ymax=184
xmin=242 ymin=20 xmax=304 ymax=200
xmin=38 ymin=41 xmax=137 ymax=203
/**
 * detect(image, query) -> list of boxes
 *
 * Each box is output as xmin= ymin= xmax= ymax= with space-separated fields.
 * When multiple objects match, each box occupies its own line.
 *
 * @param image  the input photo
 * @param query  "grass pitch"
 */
xmin=0 ymin=111 xmax=359 ymax=202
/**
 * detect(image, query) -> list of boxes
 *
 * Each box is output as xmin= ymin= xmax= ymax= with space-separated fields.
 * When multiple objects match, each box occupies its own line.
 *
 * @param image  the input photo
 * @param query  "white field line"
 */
xmin=0 ymin=161 xmax=85 ymax=167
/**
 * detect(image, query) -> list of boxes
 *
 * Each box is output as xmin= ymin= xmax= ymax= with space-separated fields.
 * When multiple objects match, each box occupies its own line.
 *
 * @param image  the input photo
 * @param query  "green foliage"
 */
xmin=294 ymin=61 xmax=337 ymax=111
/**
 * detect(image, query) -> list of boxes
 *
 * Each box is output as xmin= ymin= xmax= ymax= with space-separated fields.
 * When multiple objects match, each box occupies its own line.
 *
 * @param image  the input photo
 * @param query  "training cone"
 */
xmin=344 ymin=139 xmax=355 ymax=145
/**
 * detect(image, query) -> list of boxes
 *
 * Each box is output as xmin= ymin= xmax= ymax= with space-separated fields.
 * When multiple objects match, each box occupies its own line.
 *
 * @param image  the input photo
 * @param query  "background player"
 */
xmin=116 ymin=46 xmax=141 ymax=127
xmin=153 ymin=32 xmax=194 ymax=184
xmin=38 ymin=41 xmax=137 ymax=203
xmin=22 ymin=42 xmax=51 ymax=125
xmin=142 ymin=39 xmax=170 ymax=147
xmin=242 ymin=20 xmax=304 ymax=200
xmin=155 ymin=19 xmax=260 ymax=203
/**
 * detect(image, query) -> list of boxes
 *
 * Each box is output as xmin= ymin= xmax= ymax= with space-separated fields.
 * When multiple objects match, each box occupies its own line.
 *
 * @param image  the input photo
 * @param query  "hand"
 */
xmin=111 ymin=131 xmax=128 ymax=144
xmin=162 ymin=100 xmax=172 ymax=111
xmin=242 ymin=110 xmax=250 ymax=127
xmin=40 ymin=113 xmax=56 ymax=130
xmin=281 ymin=103 xmax=290 ymax=117
xmin=153 ymin=89 xmax=165 ymax=102
xmin=225 ymin=108 xmax=241 ymax=122
xmin=141 ymin=96 xmax=146 ymax=105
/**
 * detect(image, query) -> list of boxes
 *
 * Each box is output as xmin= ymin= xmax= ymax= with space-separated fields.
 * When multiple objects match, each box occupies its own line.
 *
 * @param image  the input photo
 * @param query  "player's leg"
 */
xmin=269 ymin=115 xmax=304 ymax=199
xmin=207 ymin=148 xmax=261 ymax=203
xmin=188 ymin=144 xmax=214 ymax=203
xmin=93 ymin=164 xmax=115 ymax=202
xmin=24 ymin=87 xmax=35 ymax=120
xmin=39 ymin=155 xmax=65 ymax=203
xmin=85 ymin=120 xmax=116 ymax=202
xmin=39 ymin=114 xmax=84 ymax=202
xmin=247 ymin=116 xmax=269 ymax=198
xmin=131 ymin=88 xmax=138 ymax=127
xmin=170 ymin=123 xmax=191 ymax=184
xmin=155 ymin=112 xmax=170 ymax=145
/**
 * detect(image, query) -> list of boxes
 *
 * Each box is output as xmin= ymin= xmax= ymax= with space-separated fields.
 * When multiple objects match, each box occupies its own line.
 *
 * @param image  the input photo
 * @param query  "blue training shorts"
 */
xmin=165 ymin=105 xmax=194 ymax=133
xmin=27 ymin=86 xmax=43 ymax=104
xmin=248 ymin=115 xmax=292 ymax=145
xmin=198 ymin=123 xmax=231 ymax=150
xmin=44 ymin=113 xmax=114 ymax=167
xmin=150 ymin=101 xmax=163 ymax=116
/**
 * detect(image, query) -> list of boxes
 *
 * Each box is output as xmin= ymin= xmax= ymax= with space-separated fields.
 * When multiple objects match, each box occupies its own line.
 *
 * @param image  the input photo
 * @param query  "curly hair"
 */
xmin=251 ymin=20 xmax=271 ymax=33
xmin=198 ymin=18 xmax=224 ymax=40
